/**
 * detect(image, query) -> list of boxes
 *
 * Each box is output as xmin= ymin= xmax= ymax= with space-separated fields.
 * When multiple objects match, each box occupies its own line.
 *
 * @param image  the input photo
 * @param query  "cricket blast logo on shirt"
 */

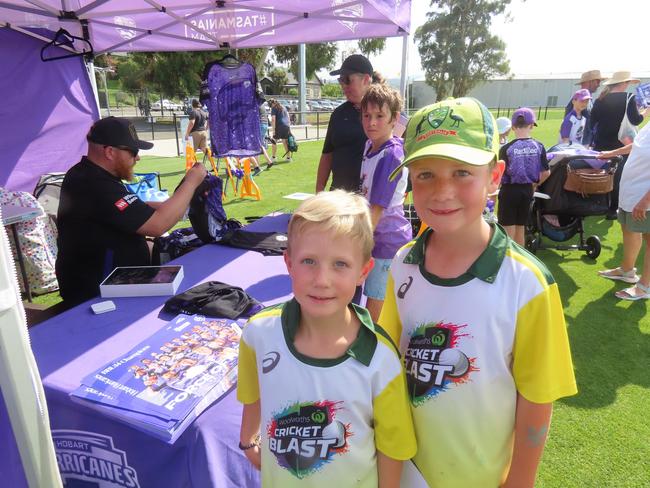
xmin=405 ymin=322 xmax=478 ymax=406
xmin=267 ymin=401 xmax=351 ymax=478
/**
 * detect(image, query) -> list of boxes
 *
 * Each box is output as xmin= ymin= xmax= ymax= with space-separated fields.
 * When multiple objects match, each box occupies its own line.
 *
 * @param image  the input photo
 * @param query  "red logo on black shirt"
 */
xmin=115 ymin=198 xmax=129 ymax=211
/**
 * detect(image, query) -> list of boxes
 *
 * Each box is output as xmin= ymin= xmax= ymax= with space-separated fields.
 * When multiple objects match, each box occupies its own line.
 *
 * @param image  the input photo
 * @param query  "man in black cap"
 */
xmin=56 ymin=117 xmax=207 ymax=305
xmin=316 ymin=53 xmax=380 ymax=193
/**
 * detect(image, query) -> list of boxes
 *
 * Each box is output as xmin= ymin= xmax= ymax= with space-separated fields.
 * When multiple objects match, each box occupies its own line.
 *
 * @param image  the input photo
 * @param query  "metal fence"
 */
xmin=103 ymin=104 xmax=563 ymax=157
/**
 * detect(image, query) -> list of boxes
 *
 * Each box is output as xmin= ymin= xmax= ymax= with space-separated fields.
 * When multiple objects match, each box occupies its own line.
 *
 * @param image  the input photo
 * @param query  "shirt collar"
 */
xmin=281 ymin=298 xmax=377 ymax=367
xmin=403 ymin=224 xmax=508 ymax=285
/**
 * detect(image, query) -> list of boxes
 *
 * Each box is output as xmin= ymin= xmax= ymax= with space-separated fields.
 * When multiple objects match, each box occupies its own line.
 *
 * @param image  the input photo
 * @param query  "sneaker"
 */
xmin=266 ymin=161 xmax=274 ymax=169
xmin=287 ymin=157 xmax=292 ymax=162
xmin=252 ymin=167 xmax=261 ymax=176
xmin=598 ymin=267 xmax=640 ymax=284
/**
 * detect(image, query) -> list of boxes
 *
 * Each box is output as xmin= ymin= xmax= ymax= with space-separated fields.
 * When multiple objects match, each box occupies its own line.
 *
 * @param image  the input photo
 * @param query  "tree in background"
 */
xmin=275 ymin=39 xmax=387 ymax=81
xmin=358 ymin=38 xmax=386 ymax=58
xmin=415 ymin=0 xmax=510 ymax=101
xmin=274 ymin=43 xmax=338 ymax=80
xmin=268 ymin=67 xmax=289 ymax=95
xmin=321 ymin=83 xmax=343 ymax=98
xmin=115 ymin=48 xmax=269 ymax=98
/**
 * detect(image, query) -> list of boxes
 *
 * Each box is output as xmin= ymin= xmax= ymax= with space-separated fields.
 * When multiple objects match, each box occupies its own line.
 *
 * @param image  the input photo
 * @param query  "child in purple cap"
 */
xmin=560 ymin=89 xmax=592 ymax=145
xmin=497 ymin=108 xmax=550 ymax=245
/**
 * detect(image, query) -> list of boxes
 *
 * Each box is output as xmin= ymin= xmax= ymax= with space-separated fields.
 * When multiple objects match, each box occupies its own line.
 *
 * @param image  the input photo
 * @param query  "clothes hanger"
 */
xmin=40 ymin=28 xmax=94 ymax=62
xmin=217 ymin=53 xmax=241 ymax=68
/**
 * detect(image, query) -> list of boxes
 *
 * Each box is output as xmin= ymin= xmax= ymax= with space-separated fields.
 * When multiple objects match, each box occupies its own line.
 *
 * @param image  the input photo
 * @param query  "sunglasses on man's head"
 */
xmin=106 ymin=145 xmax=138 ymax=157
xmin=338 ymin=74 xmax=360 ymax=85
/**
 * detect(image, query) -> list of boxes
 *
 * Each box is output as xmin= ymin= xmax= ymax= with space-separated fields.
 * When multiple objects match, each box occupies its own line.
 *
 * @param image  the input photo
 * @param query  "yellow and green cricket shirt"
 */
xmin=238 ymin=299 xmax=416 ymax=487
xmin=379 ymin=224 xmax=577 ymax=488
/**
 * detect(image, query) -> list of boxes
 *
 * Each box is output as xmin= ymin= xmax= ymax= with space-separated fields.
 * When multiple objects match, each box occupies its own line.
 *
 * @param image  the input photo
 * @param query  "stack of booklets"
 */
xmin=70 ymin=314 xmax=241 ymax=443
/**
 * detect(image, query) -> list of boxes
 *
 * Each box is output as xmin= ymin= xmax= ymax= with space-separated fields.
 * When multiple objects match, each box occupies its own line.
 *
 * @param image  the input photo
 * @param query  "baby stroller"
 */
xmin=525 ymin=144 xmax=621 ymax=259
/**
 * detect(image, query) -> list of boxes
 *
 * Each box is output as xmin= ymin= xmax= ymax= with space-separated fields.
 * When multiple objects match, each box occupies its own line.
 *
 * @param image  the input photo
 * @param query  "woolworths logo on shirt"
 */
xmin=267 ymin=401 xmax=350 ymax=478
xmin=405 ymin=322 xmax=477 ymax=406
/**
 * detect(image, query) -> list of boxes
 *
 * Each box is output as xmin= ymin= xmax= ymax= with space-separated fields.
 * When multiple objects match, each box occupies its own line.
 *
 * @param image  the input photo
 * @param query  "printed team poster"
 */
xmin=71 ymin=314 xmax=241 ymax=439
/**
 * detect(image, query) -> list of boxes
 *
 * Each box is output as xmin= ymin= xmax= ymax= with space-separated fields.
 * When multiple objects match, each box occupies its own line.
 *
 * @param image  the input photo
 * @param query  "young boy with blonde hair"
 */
xmin=238 ymin=190 xmax=416 ymax=487
xmin=379 ymin=98 xmax=577 ymax=488
xmin=359 ymin=83 xmax=411 ymax=321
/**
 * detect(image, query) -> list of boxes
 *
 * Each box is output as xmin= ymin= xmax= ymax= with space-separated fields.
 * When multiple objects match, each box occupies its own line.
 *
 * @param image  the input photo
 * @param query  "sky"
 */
xmin=335 ymin=0 xmax=650 ymax=82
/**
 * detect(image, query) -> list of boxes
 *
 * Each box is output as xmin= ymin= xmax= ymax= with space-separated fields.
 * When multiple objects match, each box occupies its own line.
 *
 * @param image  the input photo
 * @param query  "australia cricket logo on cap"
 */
xmin=405 ymin=322 xmax=477 ymax=406
xmin=267 ymin=401 xmax=351 ymax=478
xmin=52 ymin=430 xmax=140 ymax=487
xmin=423 ymin=105 xmax=450 ymax=132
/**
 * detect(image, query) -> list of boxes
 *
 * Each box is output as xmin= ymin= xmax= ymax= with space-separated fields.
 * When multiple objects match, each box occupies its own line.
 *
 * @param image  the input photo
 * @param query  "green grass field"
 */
xmin=33 ymin=116 xmax=650 ymax=487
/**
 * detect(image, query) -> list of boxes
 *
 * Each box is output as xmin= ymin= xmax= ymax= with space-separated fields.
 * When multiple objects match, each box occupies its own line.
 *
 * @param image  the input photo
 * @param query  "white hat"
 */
xmin=496 ymin=117 xmax=511 ymax=135
xmin=602 ymin=71 xmax=640 ymax=86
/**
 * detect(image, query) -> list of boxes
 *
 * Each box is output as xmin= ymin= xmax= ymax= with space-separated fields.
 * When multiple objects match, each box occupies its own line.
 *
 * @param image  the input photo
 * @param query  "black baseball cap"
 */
xmin=87 ymin=117 xmax=153 ymax=152
xmin=330 ymin=54 xmax=373 ymax=76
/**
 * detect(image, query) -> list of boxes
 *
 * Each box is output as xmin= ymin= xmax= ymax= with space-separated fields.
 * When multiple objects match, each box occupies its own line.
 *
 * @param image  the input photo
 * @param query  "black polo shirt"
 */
xmin=322 ymin=101 xmax=367 ymax=192
xmin=56 ymin=157 xmax=155 ymax=303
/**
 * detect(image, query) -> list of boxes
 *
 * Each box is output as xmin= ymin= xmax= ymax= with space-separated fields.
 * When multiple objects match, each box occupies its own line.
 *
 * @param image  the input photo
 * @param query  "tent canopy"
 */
xmin=1 ymin=1 xmax=410 ymax=54
xmin=0 ymin=0 xmax=411 ymax=192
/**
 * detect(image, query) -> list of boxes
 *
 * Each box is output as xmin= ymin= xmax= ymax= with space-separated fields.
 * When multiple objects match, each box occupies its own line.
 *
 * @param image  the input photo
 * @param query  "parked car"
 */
xmin=151 ymin=99 xmax=182 ymax=111
xmin=309 ymin=100 xmax=323 ymax=111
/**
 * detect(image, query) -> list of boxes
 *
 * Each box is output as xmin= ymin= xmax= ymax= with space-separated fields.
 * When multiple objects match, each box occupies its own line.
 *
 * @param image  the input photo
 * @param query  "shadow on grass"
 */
xmin=561 ymin=287 xmax=649 ymax=409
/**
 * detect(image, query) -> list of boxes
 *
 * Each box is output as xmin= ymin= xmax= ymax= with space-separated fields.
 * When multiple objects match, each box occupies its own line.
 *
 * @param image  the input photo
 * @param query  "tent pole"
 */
xmin=86 ymin=59 xmax=102 ymax=118
xmin=399 ymin=33 xmax=408 ymax=101
xmin=298 ymin=43 xmax=306 ymax=125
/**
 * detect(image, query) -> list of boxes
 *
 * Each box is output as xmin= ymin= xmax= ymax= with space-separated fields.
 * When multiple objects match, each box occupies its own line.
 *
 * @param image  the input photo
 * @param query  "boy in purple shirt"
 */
xmin=560 ymin=89 xmax=592 ymax=145
xmin=359 ymin=84 xmax=411 ymax=321
xmin=498 ymin=108 xmax=550 ymax=246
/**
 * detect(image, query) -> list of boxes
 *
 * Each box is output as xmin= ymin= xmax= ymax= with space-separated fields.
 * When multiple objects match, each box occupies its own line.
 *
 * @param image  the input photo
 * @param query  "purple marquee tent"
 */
xmin=1 ymin=0 xmax=411 ymax=192
xmin=1 ymin=0 xmax=410 ymax=53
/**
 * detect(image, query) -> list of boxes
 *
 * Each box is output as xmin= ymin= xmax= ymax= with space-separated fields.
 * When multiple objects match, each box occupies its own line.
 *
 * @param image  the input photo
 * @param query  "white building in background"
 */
xmin=409 ymin=73 xmax=650 ymax=110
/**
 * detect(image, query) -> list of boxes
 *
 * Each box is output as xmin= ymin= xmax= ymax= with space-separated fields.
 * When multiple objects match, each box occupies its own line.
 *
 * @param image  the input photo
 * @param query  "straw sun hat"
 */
xmin=576 ymin=70 xmax=605 ymax=85
xmin=602 ymin=71 xmax=640 ymax=86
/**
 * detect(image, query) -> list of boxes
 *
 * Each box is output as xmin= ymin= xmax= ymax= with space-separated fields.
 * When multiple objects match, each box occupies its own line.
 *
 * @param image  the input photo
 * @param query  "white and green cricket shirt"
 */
xmin=238 ymin=299 xmax=416 ymax=487
xmin=379 ymin=225 xmax=577 ymax=488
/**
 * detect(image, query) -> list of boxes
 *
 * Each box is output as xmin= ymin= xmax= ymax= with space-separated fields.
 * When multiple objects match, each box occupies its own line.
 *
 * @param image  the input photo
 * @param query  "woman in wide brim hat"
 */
xmin=591 ymin=71 xmax=645 ymax=218
xmin=602 ymin=71 xmax=641 ymax=86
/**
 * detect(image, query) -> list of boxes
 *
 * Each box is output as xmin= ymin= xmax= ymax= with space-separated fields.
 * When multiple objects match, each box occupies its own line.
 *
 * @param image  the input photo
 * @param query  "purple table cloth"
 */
xmin=26 ymin=214 xmax=292 ymax=487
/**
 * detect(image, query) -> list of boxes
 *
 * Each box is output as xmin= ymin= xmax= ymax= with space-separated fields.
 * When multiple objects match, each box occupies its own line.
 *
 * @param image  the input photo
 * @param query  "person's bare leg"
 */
xmin=621 ymin=224 xmax=642 ymax=271
xmin=283 ymin=139 xmax=289 ymax=159
xmin=365 ymin=298 xmax=384 ymax=323
xmin=639 ymin=233 xmax=650 ymax=287
xmin=271 ymin=142 xmax=277 ymax=158
xmin=514 ymin=225 xmax=526 ymax=247
xmin=260 ymin=145 xmax=273 ymax=165
xmin=502 ymin=225 xmax=516 ymax=242
xmin=616 ymin=233 xmax=650 ymax=299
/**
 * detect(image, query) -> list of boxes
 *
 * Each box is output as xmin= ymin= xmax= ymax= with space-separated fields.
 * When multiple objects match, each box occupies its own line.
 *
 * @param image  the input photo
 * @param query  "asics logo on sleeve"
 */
xmin=262 ymin=351 xmax=280 ymax=374
xmin=398 ymin=276 xmax=413 ymax=299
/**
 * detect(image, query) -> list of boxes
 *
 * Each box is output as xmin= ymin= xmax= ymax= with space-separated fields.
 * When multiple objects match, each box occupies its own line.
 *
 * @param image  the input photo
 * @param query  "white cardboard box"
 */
xmin=100 ymin=265 xmax=184 ymax=298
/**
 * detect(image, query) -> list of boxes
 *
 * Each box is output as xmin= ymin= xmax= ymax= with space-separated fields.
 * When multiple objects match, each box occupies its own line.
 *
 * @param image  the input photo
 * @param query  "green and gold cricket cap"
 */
xmin=389 ymin=97 xmax=499 ymax=180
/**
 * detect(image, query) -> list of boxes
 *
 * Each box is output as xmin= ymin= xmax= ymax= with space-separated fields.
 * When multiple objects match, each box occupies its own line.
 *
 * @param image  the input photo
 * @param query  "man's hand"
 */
xmin=185 ymin=163 xmax=207 ymax=187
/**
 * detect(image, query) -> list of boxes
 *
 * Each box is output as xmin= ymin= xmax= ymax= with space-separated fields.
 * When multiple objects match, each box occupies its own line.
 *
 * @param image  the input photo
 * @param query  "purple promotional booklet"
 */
xmin=71 ymin=314 xmax=241 ymax=443
xmin=636 ymin=83 xmax=650 ymax=110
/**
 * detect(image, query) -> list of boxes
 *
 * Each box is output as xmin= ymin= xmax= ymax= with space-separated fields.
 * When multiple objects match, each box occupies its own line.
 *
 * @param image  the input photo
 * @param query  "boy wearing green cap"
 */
xmin=378 ymin=98 xmax=577 ymax=488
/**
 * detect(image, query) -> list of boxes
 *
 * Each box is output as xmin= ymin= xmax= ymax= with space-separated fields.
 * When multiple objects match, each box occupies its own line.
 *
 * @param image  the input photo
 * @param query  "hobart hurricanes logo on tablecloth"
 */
xmin=52 ymin=430 xmax=140 ymax=488
xmin=267 ymin=401 xmax=351 ymax=478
